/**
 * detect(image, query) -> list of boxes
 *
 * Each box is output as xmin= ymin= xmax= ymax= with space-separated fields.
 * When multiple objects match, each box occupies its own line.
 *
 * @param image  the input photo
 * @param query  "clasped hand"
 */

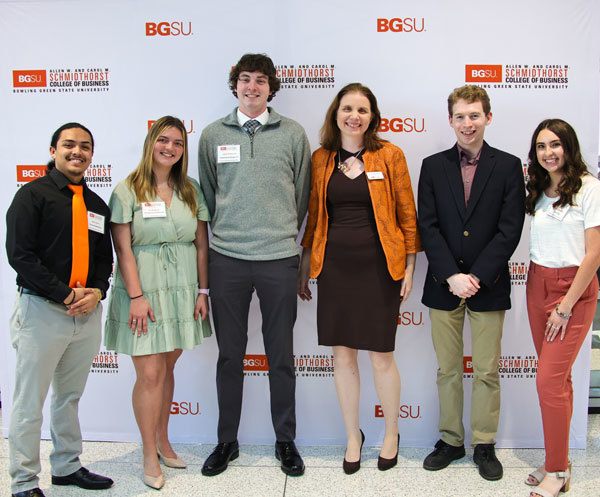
xmin=447 ymin=273 xmax=480 ymax=299
xmin=65 ymin=282 xmax=101 ymax=316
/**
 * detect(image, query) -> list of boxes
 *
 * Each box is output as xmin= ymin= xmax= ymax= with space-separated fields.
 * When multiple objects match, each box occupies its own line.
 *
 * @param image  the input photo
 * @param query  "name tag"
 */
xmin=87 ymin=211 xmax=105 ymax=234
xmin=366 ymin=171 xmax=384 ymax=180
xmin=217 ymin=144 xmax=241 ymax=163
xmin=545 ymin=204 xmax=569 ymax=221
xmin=141 ymin=201 xmax=167 ymax=218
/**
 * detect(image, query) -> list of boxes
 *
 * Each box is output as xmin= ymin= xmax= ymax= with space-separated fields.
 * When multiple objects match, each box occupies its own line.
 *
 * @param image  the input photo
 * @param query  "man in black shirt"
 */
xmin=5 ymin=123 xmax=114 ymax=497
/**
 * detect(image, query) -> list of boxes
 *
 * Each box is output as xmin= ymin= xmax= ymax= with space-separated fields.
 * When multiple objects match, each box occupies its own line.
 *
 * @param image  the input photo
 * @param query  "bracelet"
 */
xmin=65 ymin=290 xmax=76 ymax=306
xmin=555 ymin=305 xmax=572 ymax=319
xmin=198 ymin=288 xmax=209 ymax=296
xmin=130 ymin=294 xmax=144 ymax=300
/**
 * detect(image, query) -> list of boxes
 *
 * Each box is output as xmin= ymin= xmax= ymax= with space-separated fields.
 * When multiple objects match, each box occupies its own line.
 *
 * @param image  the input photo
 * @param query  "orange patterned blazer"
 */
xmin=301 ymin=141 xmax=421 ymax=280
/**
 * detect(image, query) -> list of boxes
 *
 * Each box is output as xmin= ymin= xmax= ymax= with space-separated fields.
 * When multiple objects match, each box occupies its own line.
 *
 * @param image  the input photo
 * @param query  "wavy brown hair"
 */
xmin=525 ymin=118 xmax=588 ymax=215
xmin=320 ymin=82 xmax=384 ymax=152
xmin=127 ymin=116 xmax=198 ymax=216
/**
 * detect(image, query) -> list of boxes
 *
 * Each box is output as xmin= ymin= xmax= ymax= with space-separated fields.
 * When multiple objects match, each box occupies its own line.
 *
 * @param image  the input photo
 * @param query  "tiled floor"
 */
xmin=1 ymin=413 xmax=599 ymax=497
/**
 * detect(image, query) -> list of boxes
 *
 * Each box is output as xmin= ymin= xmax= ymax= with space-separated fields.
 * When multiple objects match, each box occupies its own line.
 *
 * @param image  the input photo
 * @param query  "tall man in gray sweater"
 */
xmin=198 ymin=53 xmax=311 ymax=477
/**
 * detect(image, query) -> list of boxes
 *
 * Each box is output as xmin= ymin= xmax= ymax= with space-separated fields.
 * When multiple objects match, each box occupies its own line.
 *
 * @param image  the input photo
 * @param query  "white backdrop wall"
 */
xmin=0 ymin=0 xmax=598 ymax=448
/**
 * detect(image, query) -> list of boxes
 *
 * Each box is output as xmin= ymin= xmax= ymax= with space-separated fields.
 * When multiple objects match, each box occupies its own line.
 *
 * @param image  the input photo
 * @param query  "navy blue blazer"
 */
xmin=417 ymin=142 xmax=525 ymax=311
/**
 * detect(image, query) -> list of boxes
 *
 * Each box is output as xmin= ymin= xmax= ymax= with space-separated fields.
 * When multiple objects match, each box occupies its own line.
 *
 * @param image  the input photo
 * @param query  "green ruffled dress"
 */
xmin=104 ymin=179 xmax=212 ymax=356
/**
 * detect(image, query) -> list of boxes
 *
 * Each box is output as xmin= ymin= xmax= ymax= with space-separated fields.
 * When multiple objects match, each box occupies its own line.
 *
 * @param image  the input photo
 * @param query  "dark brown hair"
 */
xmin=447 ymin=84 xmax=491 ymax=116
xmin=47 ymin=122 xmax=94 ymax=171
xmin=320 ymin=82 xmax=384 ymax=152
xmin=525 ymin=118 xmax=588 ymax=215
xmin=228 ymin=53 xmax=280 ymax=101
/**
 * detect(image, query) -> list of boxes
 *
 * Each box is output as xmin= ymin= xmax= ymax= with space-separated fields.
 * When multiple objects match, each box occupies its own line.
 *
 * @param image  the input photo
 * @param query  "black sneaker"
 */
xmin=423 ymin=439 xmax=466 ymax=471
xmin=473 ymin=443 xmax=503 ymax=480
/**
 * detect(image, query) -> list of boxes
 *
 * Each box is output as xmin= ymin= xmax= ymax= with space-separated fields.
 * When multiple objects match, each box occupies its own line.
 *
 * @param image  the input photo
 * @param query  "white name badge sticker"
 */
xmin=87 ymin=211 xmax=105 ymax=234
xmin=217 ymin=144 xmax=241 ymax=163
xmin=141 ymin=201 xmax=167 ymax=218
xmin=366 ymin=171 xmax=385 ymax=180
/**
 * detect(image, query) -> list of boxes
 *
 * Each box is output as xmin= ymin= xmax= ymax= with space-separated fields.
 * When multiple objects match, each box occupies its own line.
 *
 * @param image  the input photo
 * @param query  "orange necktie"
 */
xmin=67 ymin=184 xmax=89 ymax=287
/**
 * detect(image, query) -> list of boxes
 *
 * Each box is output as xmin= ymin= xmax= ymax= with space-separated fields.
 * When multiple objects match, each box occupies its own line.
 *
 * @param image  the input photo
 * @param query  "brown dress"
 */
xmin=317 ymin=149 xmax=402 ymax=352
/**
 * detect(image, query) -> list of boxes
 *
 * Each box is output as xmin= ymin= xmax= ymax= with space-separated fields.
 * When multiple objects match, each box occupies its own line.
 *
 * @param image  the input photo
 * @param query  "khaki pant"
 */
xmin=9 ymin=293 xmax=102 ymax=494
xmin=430 ymin=300 xmax=504 ymax=446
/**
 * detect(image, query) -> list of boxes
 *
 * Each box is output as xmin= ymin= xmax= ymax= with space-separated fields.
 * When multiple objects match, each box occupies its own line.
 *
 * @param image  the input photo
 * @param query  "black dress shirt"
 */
xmin=6 ymin=167 xmax=113 ymax=303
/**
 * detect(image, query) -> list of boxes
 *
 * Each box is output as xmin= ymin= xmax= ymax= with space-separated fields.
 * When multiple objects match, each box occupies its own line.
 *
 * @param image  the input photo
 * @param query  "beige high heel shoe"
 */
xmin=526 ymin=461 xmax=571 ymax=487
xmin=157 ymin=448 xmax=187 ymax=469
xmin=143 ymin=472 xmax=165 ymax=490
xmin=526 ymin=467 xmax=546 ymax=486
xmin=529 ymin=467 xmax=571 ymax=497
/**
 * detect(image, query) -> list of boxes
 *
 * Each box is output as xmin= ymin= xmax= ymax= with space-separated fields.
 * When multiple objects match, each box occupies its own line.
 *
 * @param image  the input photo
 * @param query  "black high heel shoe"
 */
xmin=343 ymin=429 xmax=365 ymax=475
xmin=377 ymin=434 xmax=399 ymax=471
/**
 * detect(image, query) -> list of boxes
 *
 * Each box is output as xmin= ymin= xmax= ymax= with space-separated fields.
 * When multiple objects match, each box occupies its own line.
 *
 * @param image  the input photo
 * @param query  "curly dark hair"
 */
xmin=320 ymin=82 xmax=384 ymax=152
xmin=525 ymin=118 xmax=588 ymax=215
xmin=228 ymin=53 xmax=280 ymax=102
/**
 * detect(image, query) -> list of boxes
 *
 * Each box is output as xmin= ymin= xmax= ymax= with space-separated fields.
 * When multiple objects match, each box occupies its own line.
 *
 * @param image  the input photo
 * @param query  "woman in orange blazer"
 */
xmin=298 ymin=83 xmax=420 ymax=474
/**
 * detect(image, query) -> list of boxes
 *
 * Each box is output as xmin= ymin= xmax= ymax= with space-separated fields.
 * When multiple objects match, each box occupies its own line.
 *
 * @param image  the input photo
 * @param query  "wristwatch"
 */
xmin=555 ymin=305 xmax=572 ymax=319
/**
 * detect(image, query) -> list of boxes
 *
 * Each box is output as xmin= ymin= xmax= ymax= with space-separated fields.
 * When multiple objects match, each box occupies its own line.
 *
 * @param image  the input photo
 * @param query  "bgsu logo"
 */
xmin=170 ymin=401 xmax=200 ymax=415
xmin=13 ymin=70 xmax=47 ymax=88
xmin=375 ymin=404 xmax=421 ymax=419
xmin=463 ymin=356 xmax=474 ymax=373
xmin=145 ymin=21 xmax=192 ymax=36
xmin=465 ymin=65 xmax=503 ymax=83
xmin=17 ymin=165 xmax=46 ymax=182
xmin=397 ymin=311 xmax=424 ymax=326
xmin=379 ymin=117 xmax=426 ymax=133
xmin=243 ymin=354 xmax=269 ymax=371
xmin=376 ymin=18 xmax=425 ymax=32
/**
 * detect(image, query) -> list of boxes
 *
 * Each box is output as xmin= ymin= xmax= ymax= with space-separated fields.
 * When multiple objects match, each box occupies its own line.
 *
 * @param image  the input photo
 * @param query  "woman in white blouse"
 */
xmin=524 ymin=119 xmax=600 ymax=497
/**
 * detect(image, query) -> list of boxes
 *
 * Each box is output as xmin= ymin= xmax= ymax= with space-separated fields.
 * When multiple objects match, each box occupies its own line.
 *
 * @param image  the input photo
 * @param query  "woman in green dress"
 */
xmin=104 ymin=116 xmax=211 ymax=489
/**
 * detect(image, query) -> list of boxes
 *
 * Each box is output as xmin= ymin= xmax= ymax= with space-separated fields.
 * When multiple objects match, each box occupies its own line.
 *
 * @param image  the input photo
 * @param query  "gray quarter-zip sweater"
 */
xmin=198 ymin=107 xmax=311 ymax=260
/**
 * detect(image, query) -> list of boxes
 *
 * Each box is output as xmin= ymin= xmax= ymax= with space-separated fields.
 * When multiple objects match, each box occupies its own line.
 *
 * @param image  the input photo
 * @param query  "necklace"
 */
xmin=337 ymin=148 xmax=364 ymax=174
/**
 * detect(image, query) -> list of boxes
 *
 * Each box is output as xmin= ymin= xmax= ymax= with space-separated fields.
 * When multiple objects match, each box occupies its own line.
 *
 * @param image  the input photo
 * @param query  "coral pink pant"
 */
xmin=526 ymin=262 xmax=598 ymax=471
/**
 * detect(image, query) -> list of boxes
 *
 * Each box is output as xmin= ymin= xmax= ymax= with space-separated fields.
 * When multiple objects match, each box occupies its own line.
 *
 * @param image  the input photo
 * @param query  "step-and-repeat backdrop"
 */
xmin=0 ymin=0 xmax=598 ymax=448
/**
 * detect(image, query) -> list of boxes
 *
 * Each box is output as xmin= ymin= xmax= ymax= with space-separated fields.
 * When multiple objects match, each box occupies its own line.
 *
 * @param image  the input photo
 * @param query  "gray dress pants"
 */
xmin=8 ymin=293 xmax=102 ymax=494
xmin=208 ymin=249 xmax=298 ymax=442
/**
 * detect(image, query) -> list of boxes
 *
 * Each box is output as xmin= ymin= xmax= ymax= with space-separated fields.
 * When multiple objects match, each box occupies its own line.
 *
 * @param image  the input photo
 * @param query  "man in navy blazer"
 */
xmin=418 ymin=85 xmax=525 ymax=481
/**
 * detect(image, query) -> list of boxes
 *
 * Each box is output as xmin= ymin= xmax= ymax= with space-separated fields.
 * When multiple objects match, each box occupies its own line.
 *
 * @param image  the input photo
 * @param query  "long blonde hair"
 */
xmin=127 ymin=116 xmax=198 ymax=215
